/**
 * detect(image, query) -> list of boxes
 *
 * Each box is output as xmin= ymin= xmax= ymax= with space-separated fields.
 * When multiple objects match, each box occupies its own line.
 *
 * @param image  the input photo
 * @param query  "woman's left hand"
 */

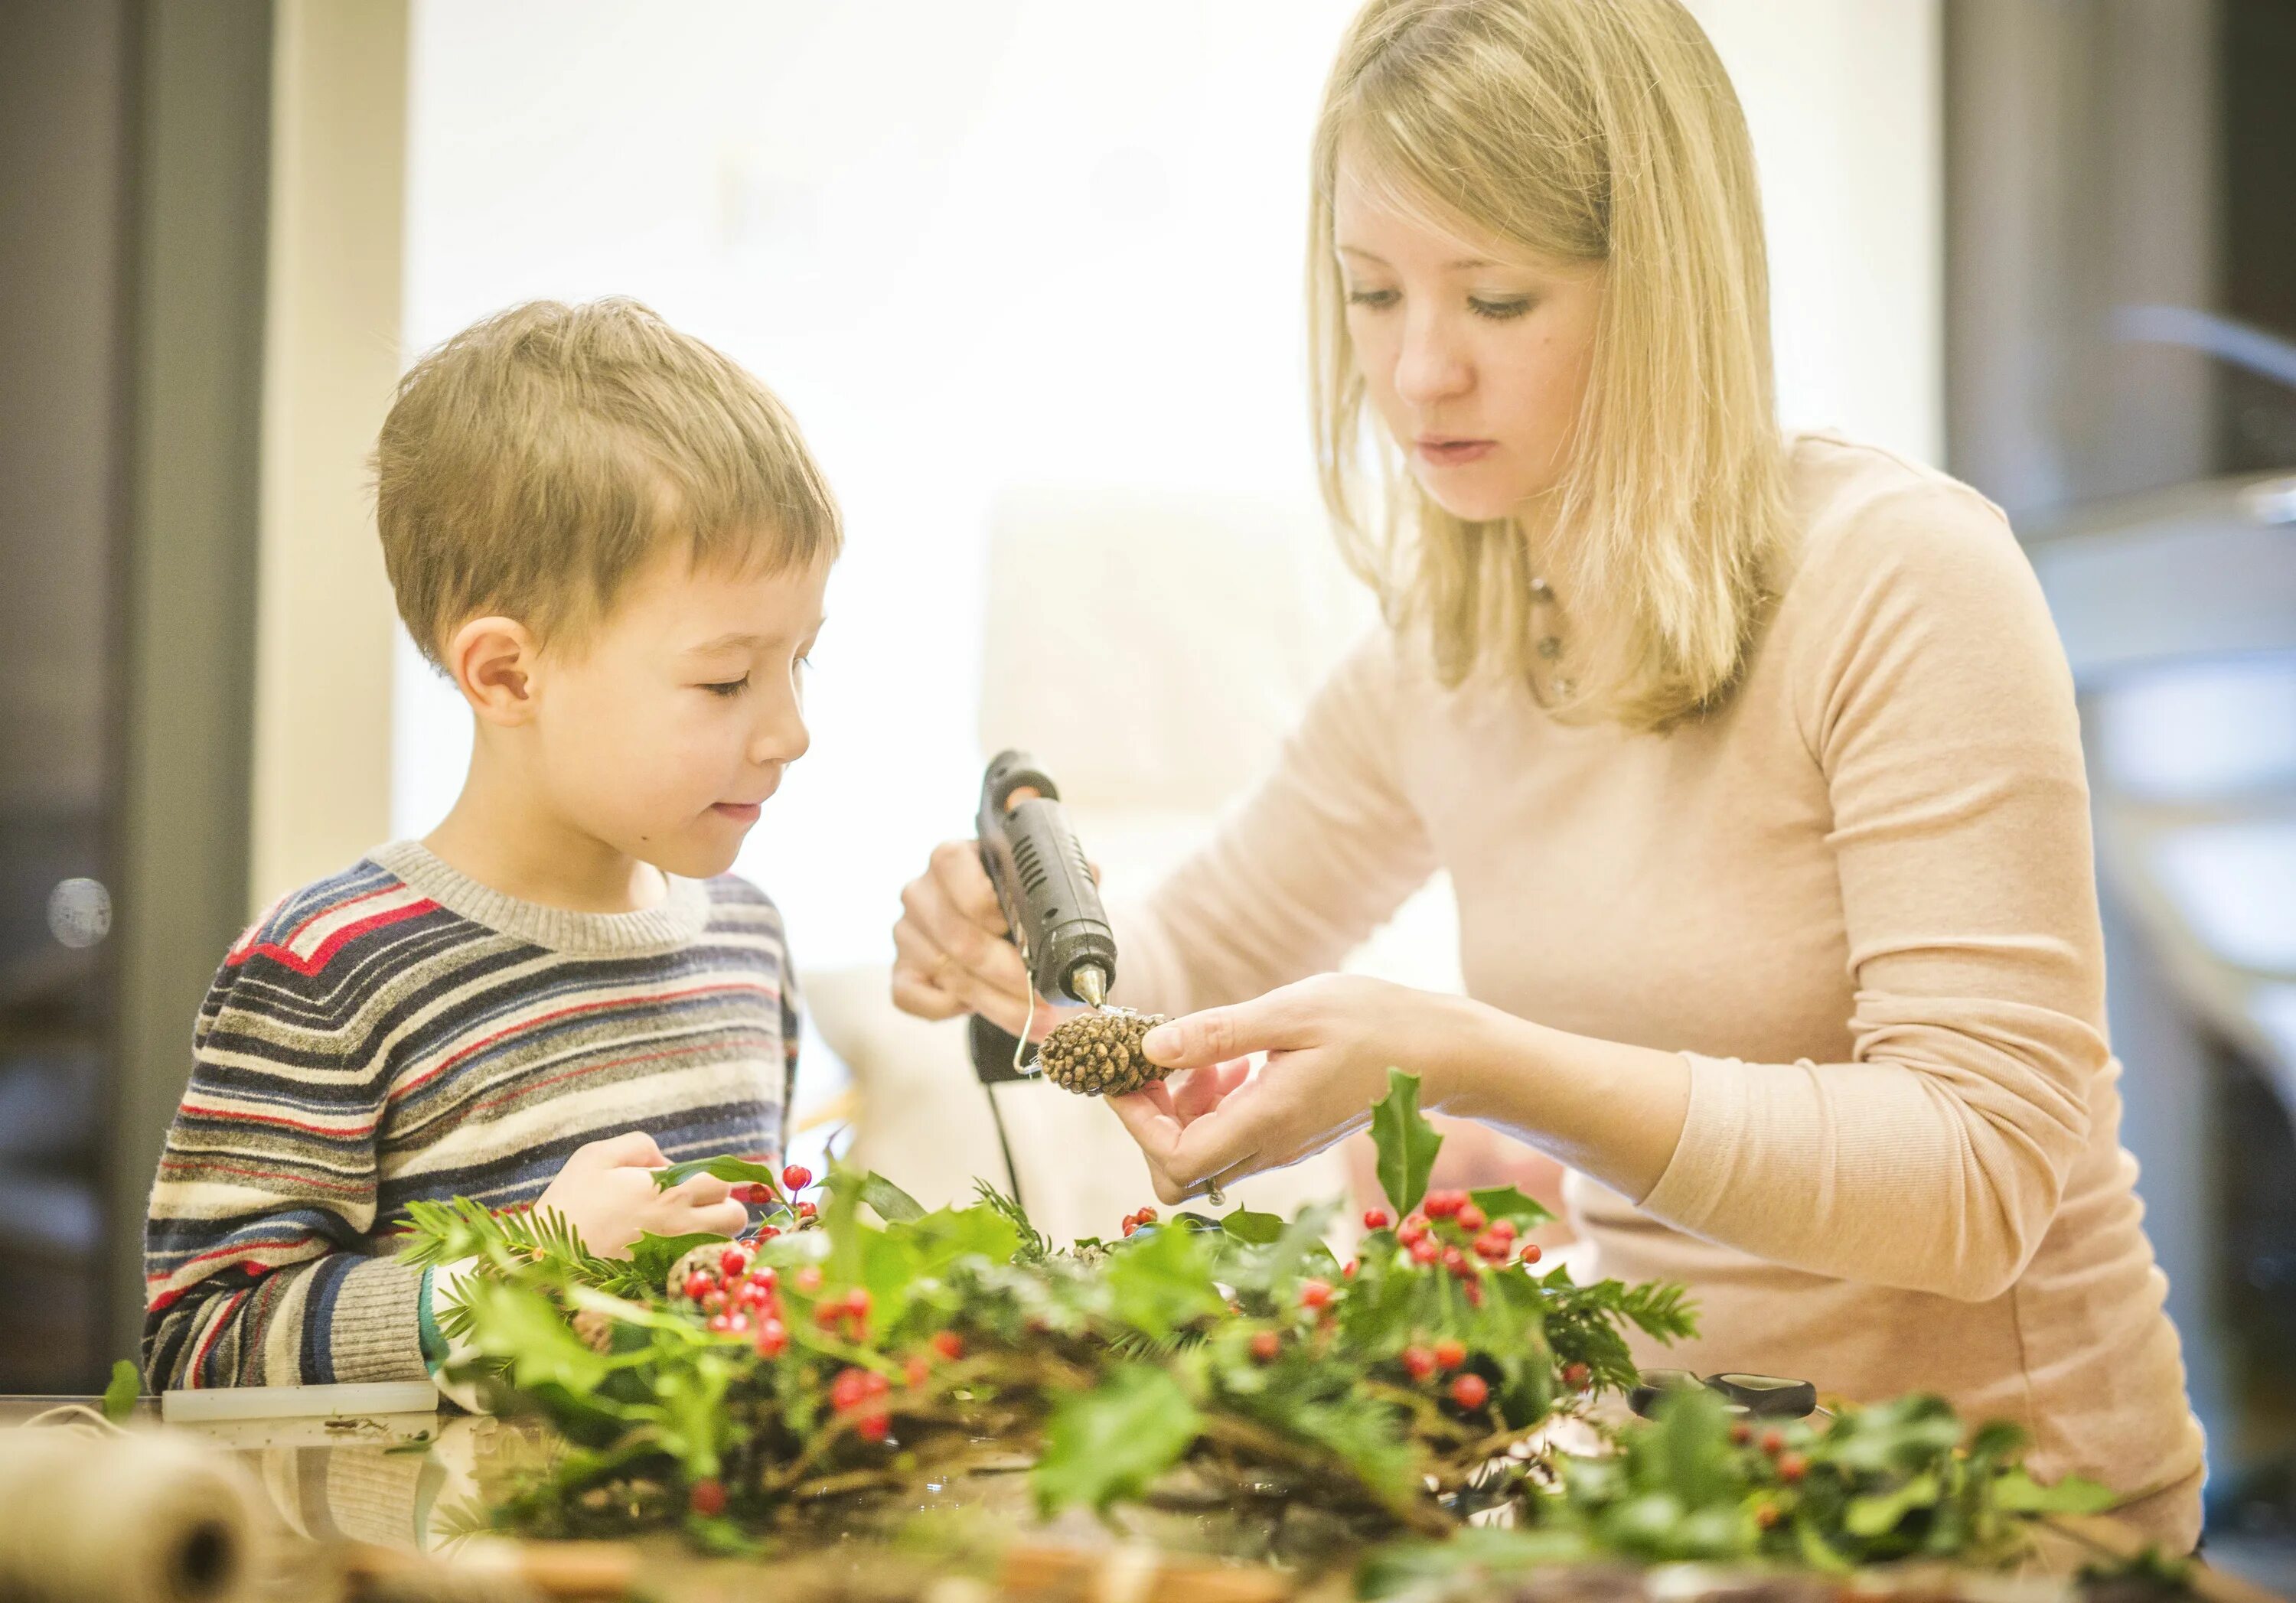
xmin=1106 ymin=974 xmax=1489 ymax=1205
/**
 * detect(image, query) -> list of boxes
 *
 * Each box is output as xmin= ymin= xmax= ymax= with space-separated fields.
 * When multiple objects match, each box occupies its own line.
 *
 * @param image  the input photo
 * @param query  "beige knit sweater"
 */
xmin=1116 ymin=433 xmax=2205 ymax=1544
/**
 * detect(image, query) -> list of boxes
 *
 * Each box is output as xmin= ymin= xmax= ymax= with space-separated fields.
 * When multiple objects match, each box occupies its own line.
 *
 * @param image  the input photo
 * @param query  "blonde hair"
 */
xmin=376 ymin=298 xmax=841 ymax=663
xmin=1309 ymin=0 xmax=1789 ymax=728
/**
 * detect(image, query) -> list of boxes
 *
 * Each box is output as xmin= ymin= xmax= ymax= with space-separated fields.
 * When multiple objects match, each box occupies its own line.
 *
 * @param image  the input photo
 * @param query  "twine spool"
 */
xmin=0 ymin=1426 xmax=259 ymax=1603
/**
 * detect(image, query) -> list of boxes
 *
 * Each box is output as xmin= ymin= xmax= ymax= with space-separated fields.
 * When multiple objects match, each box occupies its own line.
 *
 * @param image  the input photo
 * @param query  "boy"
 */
xmin=144 ymin=298 xmax=838 ymax=1388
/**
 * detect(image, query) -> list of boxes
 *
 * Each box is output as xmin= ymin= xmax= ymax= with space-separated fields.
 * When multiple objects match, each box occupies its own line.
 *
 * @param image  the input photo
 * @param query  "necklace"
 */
xmin=1527 ymin=575 xmax=1574 ymax=707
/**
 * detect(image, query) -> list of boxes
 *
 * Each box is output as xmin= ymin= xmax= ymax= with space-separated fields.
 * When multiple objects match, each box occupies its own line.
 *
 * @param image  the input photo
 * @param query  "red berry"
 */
xmin=830 ymin=1367 xmax=869 ymax=1412
xmin=1396 ymin=1220 xmax=1428 ymax=1248
xmin=1432 ymin=1337 xmax=1466 ymax=1371
xmin=795 ymin=1266 xmax=823 ymax=1293
xmin=755 ymin=1223 xmax=781 ymax=1240
xmin=1450 ymin=1373 xmax=1491 ymax=1409
xmin=689 ymin=1478 xmax=726 ymax=1517
xmin=1440 ymin=1246 xmax=1468 ymax=1275
xmin=1473 ymin=1233 xmax=1509 ymax=1261
xmin=1400 ymin=1345 xmax=1438 ymax=1382
xmin=904 ymin=1354 xmax=931 ymax=1388
xmin=748 ymin=1265 xmax=778 ymax=1292
xmin=1489 ymin=1218 xmax=1518 ymax=1240
xmin=1425 ymin=1191 xmax=1463 ymax=1220
xmin=794 ymin=1200 xmax=818 ymax=1220
xmin=1134 ymin=1206 xmax=1158 ymax=1225
xmin=1760 ymin=1429 xmax=1786 ymax=1455
xmin=701 ymin=1290 xmax=729 ymax=1315
xmin=1297 ymin=1279 xmax=1334 ymax=1311
xmin=1519 ymin=1242 xmax=1543 ymax=1266
xmin=1561 ymin=1361 xmax=1591 ymax=1389
xmin=856 ymin=1411 xmax=891 ymax=1442
xmin=1121 ymin=1220 xmax=1138 ymax=1237
xmin=930 ymin=1330 xmax=964 ymax=1362
xmin=1251 ymin=1330 xmax=1281 ymax=1364
xmin=754 ymin=1320 xmax=788 ymax=1357
xmin=706 ymin=1313 xmax=732 ymax=1334
xmin=814 ymin=1302 xmax=843 ymax=1328
xmin=1362 ymin=1208 xmax=1391 ymax=1231
xmin=726 ymin=1311 xmax=751 ymax=1334
xmin=719 ymin=1246 xmax=751 ymax=1278
xmin=1455 ymin=1204 xmax=1487 ymax=1233
xmin=1778 ymin=1451 xmax=1808 ymax=1484
xmin=682 ymin=1272 xmax=713 ymax=1302
xmin=1341 ymin=1259 xmax=1358 ymax=1279
xmin=781 ymin=1164 xmax=813 ymax=1192
xmin=1730 ymin=1421 xmax=1753 ymax=1445
xmin=736 ymin=1280 xmax=772 ymax=1309
xmin=843 ymin=1287 xmax=872 ymax=1317
xmin=1408 ymin=1236 xmax=1440 ymax=1266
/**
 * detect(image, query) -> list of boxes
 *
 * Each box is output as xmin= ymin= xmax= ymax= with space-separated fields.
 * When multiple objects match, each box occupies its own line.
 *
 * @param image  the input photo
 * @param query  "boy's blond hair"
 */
xmin=1309 ymin=0 xmax=1790 ymax=730
xmin=376 ymin=298 xmax=841 ymax=664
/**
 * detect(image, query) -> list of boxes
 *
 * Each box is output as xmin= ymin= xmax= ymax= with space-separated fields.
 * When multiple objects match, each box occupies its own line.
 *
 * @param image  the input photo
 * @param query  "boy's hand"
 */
xmin=534 ymin=1132 xmax=747 ymax=1258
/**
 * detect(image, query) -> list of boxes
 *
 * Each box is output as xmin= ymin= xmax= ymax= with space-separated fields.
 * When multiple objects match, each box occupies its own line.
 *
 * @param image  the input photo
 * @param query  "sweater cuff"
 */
xmin=1636 ymin=1051 xmax=1758 ymax=1227
xmin=417 ymin=1266 xmax=448 ymax=1370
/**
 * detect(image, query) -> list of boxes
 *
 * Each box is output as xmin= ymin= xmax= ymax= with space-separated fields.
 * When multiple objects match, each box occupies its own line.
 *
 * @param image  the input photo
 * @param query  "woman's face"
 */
xmin=1334 ymin=160 xmax=1603 ymax=523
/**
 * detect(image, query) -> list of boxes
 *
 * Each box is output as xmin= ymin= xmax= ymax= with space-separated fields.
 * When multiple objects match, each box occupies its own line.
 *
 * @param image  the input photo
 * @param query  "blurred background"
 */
xmin=1 ymin=0 xmax=2290 ymax=1578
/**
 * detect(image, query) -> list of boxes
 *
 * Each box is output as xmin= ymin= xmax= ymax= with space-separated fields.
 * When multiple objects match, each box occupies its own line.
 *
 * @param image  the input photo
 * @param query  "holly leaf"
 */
xmin=1033 ymin=1364 xmax=1202 ymax=1514
xmin=1844 ymin=1471 xmax=1942 ymax=1537
xmin=652 ymin=1155 xmax=781 ymax=1197
xmin=630 ymin=1231 xmax=732 ymax=1292
xmin=1104 ymin=1218 xmax=1225 ymax=1339
xmin=1993 ymin=1468 xmax=2115 ymax=1515
xmin=1370 ymin=1069 xmax=1442 ymax=1219
xmin=1218 ymin=1209 xmax=1285 ymax=1245
xmin=458 ymin=1277 xmax=610 ymax=1393
xmin=102 ymin=1358 xmax=140 ymax=1423
xmin=1468 ymin=1185 xmax=1554 ymax=1230
xmin=820 ymin=1169 xmax=927 ymax=1224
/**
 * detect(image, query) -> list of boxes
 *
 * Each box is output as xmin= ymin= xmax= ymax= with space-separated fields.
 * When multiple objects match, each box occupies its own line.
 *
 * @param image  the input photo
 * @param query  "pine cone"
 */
xmin=1036 ymin=1009 xmax=1170 ymax=1097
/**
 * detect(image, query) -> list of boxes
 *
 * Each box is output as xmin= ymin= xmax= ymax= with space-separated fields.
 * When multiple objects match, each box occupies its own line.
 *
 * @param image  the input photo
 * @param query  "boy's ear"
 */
xmin=445 ymin=615 xmax=542 ymax=725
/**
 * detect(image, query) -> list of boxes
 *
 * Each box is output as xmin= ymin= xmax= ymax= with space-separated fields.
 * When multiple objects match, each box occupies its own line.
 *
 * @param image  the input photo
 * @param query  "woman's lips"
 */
xmin=712 ymin=802 xmax=763 ymax=824
xmin=1415 ymin=437 xmax=1496 ymax=467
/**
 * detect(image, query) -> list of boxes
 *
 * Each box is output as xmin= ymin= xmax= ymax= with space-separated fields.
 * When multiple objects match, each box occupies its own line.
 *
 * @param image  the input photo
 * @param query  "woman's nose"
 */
xmin=1393 ymin=313 xmax=1473 ymax=408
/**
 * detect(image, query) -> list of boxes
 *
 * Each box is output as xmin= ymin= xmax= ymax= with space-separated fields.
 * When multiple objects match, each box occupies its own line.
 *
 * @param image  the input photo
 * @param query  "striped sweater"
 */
xmin=143 ymin=839 xmax=799 ymax=1390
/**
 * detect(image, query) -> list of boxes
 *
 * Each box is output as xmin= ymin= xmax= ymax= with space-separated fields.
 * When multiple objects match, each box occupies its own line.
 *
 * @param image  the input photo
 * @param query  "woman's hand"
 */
xmin=889 ymin=840 xmax=1048 ymax=1038
xmin=1105 ymin=974 xmax=1492 ymax=1205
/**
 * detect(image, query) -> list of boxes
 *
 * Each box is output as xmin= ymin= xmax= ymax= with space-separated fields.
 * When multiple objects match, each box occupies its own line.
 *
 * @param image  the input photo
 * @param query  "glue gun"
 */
xmin=967 ymin=750 xmax=1116 ymax=1084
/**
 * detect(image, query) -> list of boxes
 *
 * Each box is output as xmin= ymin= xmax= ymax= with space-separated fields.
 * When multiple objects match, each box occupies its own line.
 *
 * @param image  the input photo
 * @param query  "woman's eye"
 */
xmin=1345 ymin=287 xmax=1398 ymax=310
xmin=701 ymin=676 xmax=750 ymax=698
xmin=1469 ymin=296 xmax=1534 ymax=321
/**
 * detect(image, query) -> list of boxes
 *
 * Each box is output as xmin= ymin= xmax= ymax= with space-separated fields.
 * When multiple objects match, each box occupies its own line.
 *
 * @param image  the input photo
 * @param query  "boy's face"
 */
xmin=530 ymin=542 xmax=829 ymax=880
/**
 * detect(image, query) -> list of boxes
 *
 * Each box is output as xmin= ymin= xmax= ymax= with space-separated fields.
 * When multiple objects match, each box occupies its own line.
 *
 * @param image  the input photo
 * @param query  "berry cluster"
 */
xmin=678 ymin=1241 xmax=791 ymax=1356
xmin=1118 ymin=1205 xmax=1159 ymax=1237
xmin=1369 ymin=1188 xmax=1542 ymax=1309
xmin=1728 ymin=1419 xmax=1808 ymax=1484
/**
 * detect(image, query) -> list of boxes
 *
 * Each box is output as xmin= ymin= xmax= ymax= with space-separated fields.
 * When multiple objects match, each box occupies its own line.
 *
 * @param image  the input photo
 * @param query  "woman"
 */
xmin=892 ymin=0 xmax=2203 ymax=1543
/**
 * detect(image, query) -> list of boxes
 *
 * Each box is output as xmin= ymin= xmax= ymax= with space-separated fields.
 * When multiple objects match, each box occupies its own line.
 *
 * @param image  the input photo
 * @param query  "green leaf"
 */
xmin=1370 ymin=1068 xmax=1443 ymax=1218
xmin=652 ymin=1155 xmax=781 ymax=1196
xmin=458 ymin=1278 xmax=610 ymax=1393
xmin=1994 ymin=1468 xmax=2116 ymax=1515
xmin=1103 ymin=1220 xmax=1225 ymax=1339
xmin=102 ymin=1358 xmax=140 ymax=1423
xmin=1468 ymin=1185 xmax=1554 ymax=1230
xmin=630 ymin=1231 xmax=732 ymax=1291
xmin=1032 ymin=1364 xmax=1202 ymax=1514
xmin=1845 ymin=1471 xmax=1941 ymax=1536
xmin=821 ymin=1168 xmax=927 ymax=1223
xmin=1218 ymin=1209 xmax=1285 ymax=1245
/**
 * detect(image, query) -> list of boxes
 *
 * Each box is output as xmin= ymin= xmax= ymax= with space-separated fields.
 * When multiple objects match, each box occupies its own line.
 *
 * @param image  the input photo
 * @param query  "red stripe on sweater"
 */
xmin=460 ymin=1037 xmax=739 ymax=1122
xmin=228 ymin=897 xmax=436 ymax=976
xmin=154 ymin=1159 xmax=372 ymax=1200
xmin=386 ymin=979 xmax=773 ymax=1104
xmin=151 ymin=1234 xmax=326 ymax=1284
xmin=190 ymin=1286 xmax=252 ymax=1385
